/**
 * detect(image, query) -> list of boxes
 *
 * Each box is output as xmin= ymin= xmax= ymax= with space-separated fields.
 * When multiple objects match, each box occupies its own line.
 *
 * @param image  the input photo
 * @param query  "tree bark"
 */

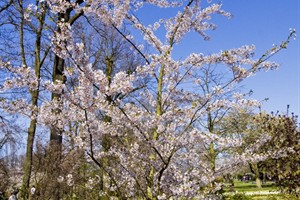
xmin=250 ymin=163 xmax=262 ymax=188
xmin=21 ymin=118 xmax=37 ymax=199
xmin=20 ymin=1 xmax=45 ymax=198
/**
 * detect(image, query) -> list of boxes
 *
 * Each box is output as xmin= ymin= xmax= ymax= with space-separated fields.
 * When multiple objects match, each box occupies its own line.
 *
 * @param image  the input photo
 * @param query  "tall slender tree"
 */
xmin=0 ymin=0 xmax=51 ymax=198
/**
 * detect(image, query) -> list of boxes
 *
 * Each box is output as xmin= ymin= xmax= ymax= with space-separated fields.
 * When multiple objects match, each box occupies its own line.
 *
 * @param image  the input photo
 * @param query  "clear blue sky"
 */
xmin=136 ymin=0 xmax=300 ymax=117
xmin=219 ymin=0 xmax=300 ymax=117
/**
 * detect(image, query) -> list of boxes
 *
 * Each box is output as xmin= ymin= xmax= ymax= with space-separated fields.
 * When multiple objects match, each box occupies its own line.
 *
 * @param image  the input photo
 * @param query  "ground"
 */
xmin=224 ymin=180 xmax=299 ymax=200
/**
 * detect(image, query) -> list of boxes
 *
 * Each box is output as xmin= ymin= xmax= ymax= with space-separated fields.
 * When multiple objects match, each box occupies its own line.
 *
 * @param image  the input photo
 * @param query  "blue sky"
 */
xmin=219 ymin=0 xmax=300 ymax=117
xmin=136 ymin=0 xmax=300 ymax=117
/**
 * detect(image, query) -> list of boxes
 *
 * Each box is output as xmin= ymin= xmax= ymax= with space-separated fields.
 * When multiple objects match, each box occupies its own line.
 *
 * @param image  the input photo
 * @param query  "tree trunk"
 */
xmin=256 ymin=177 xmax=262 ymax=188
xmin=20 ymin=1 xmax=45 ymax=198
xmin=146 ymin=64 xmax=165 ymax=200
xmin=48 ymin=2 xmax=84 ymax=198
xmin=49 ymin=54 xmax=65 ymax=146
xmin=48 ymin=10 xmax=70 ymax=200
xmin=249 ymin=163 xmax=262 ymax=188
xmin=20 ymin=118 xmax=37 ymax=199
xmin=49 ymin=2 xmax=72 ymax=146
xmin=99 ymin=57 xmax=113 ymax=194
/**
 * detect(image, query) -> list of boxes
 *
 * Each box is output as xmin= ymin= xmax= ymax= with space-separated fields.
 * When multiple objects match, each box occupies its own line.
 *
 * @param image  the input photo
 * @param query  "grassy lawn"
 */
xmin=251 ymin=194 xmax=298 ymax=200
xmin=251 ymin=195 xmax=298 ymax=200
xmin=224 ymin=180 xmax=298 ymax=200
xmin=231 ymin=180 xmax=277 ymax=192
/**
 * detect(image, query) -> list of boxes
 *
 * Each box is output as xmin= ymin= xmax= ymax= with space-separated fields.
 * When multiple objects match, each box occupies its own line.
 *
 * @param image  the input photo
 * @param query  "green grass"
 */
xmin=223 ymin=180 xmax=299 ymax=200
xmin=231 ymin=180 xmax=277 ymax=192
xmin=251 ymin=194 xmax=299 ymax=200
xmin=224 ymin=180 xmax=277 ymax=193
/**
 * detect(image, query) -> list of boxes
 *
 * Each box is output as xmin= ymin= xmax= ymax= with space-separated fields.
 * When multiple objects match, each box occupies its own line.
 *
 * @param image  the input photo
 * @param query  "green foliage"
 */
xmin=256 ymin=112 xmax=300 ymax=196
xmin=223 ymin=108 xmax=300 ymax=195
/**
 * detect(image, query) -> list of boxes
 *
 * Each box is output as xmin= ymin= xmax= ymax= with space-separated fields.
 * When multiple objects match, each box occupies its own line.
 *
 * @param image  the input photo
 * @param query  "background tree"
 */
xmin=0 ymin=0 xmax=51 ymax=198
xmin=254 ymin=108 xmax=300 ymax=194
xmin=221 ymin=107 xmax=265 ymax=188
xmin=222 ymin=106 xmax=299 ymax=190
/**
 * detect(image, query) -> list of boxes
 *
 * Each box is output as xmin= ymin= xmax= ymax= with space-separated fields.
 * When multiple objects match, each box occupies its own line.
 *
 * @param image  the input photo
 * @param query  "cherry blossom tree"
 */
xmin=0 ymin=0 xmax=296 ymax=199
